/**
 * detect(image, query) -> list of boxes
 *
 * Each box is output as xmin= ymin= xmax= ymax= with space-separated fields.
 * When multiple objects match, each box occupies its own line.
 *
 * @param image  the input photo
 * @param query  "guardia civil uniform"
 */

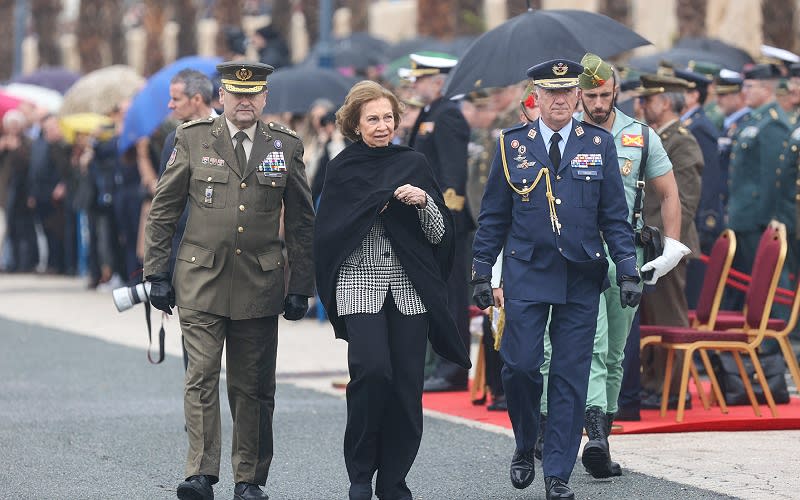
xmin=144 ymin=62 xmax=315 ymax=493
xmin=726 ymin=64 xmax=791 ymax=309
xmin=472 ymin=60 xmax=639 ymax=486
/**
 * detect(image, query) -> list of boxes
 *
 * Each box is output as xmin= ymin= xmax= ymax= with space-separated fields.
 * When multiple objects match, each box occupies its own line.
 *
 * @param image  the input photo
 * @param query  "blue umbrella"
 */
xmin=119 ymin=55 xmax=221 ymax=153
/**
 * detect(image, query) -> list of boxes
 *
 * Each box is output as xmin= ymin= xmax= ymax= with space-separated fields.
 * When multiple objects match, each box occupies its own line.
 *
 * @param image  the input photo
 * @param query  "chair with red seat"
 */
xmin=652 ymin=223 xmax=787 ymax=422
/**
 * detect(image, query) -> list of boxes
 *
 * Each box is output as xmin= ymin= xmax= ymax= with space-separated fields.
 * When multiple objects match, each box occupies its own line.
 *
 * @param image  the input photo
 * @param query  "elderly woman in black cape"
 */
xmin=314 ymin=80 xmax=471 ymax=500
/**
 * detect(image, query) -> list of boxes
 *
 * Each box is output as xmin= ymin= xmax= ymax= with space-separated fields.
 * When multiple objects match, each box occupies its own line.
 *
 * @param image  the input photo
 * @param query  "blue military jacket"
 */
xmin=683 ymin=106 xmax=723 ymax=245
xmin=472 ymin=118 xmax=638 ymax=304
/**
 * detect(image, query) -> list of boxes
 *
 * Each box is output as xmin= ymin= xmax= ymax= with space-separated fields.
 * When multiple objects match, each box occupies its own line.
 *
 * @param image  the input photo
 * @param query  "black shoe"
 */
xmin=487 ymin=395 xmax=507 ymax=411
xmin=534 ymin=414 xmax=547 ymax=460
xmin=509 ymin=449 xmax=536 ymax=489
xmin=640 ymin=391 xmax=692 ymax=410
xmin=349 ymin=482 xmax=372 ymax=500
xmin=545 ymin=476 xmax=574 ymax=500
xmin=233 ymin=482 xmax=268 ymax=500
xmin=422 ymin=376 xmax=467 ymax=392
xmin=176 ymin=475 xmax=214 ymax=500
xmin=614 ymin=405 xmax=641 ymax=422
xmin=581 ymin=407 xmax=613 ymax=479
xmin=605 ymin=413 xmax=622 ymax=477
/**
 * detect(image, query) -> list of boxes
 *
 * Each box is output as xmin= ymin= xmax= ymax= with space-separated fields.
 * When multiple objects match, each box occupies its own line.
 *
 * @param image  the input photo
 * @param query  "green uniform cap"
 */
xmin=635 ymin=73 xmax=691 ymax=96
xmin=578 ymin=53 xmax=613 ymax=89
xmin=688 ymin=60 xmax=722 ymax=78
xmin=216 ymin=61 xmax=274 ymax=94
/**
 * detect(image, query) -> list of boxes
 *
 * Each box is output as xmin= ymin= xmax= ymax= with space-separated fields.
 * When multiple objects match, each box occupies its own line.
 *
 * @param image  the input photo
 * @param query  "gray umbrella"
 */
xmin=266 ymin=66 xmax=356 ymax=114
xmin=443 ymin=9 xmax=651 ymax=96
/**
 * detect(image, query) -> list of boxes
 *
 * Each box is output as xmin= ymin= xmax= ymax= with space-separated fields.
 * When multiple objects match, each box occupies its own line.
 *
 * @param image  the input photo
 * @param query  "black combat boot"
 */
xmin=581 ymin=406 xmax=613 ymax=478
xmin=534 ymin=413 xmax=547 ymax=460
xmin=606 ymin=412 xmax=622 ymax=476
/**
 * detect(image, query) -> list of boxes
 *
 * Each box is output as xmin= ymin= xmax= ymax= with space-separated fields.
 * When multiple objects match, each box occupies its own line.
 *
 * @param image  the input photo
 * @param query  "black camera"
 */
xmin=112 ymin=282 xmax=152 ymax=312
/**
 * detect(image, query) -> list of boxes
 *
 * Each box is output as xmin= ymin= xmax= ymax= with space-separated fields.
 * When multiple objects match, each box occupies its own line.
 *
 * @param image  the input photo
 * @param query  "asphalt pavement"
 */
xmin=0 ymin=274 xmax=796 ymax=499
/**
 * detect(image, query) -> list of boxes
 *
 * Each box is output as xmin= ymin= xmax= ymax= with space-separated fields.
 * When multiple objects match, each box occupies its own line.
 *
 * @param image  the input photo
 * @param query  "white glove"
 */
xmin=491 ymin=248 xmax=503 ymax=288
xmin=640 ymin=236 xmax=691 ymax=285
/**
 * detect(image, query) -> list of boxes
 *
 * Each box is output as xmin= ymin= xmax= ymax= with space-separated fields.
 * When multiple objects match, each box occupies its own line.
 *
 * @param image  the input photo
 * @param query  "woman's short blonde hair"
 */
xmin=336 ymin=80 xmax=403 ymax=142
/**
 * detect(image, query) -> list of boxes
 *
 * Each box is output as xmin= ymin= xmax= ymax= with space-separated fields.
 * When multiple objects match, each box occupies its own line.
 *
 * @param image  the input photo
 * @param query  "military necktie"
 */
xmin=234 ymin=130 xmax=248 ymax=174
xmin=549 ymin=132 xmax=562 ymax=170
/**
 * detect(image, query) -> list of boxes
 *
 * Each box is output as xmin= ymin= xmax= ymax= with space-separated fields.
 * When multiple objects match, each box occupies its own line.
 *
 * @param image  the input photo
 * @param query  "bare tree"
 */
xmin=215 ymin=0 xmax=242 ymax=57
xmin=302 ymin=0 xmax=320 ymax=47
xmin=418 ymin=0 xmax=456 ymax=38
xmin=598 ymin=0 xmax=631 ymax=27
xmin=762 ymin=0 xmax=796 ymax=52
xmin=77 ymin=0 xmax=105 ymax=73
xmin=676 ymin=0 xmax=707 ymax=38
xmin=0 ymin=0 xmax=14 ymax=79
xmin=31 ymin=0 xmax=62 ymax=67
xmin=456 ymin=0 xmax=484 ymax=36
xmin=106 ymin=0 xmax=125 ymax=64
xmin=174 ymin=0 xmax=198 ymax=57
xmin=342 ymin=0 xmax=369 ymax=32
xmin=143 ymin=0 xmax=166 ymax=76
xmin=507 ymin=0 xmax=540 ymax=17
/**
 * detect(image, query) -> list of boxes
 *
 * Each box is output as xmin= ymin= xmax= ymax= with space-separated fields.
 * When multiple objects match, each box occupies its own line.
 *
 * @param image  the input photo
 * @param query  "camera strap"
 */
xmin=144 ymin=300 xmax=166 ymax=364
xmin=631 ymin=123 xmax=650 ymax=228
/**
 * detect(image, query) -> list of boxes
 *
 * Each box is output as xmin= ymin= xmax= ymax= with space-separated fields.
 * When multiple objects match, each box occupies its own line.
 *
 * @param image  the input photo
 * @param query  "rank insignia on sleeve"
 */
xmin=575 ymin=126 xmax=584 ymax=137
xmin=527 ymin=129 xmax=537 ymax=140
xmin=168 ymin=148 xmax=177 ymax=166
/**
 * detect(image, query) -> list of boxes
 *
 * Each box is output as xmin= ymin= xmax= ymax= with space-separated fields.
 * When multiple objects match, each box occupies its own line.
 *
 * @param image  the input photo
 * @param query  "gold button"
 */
xmin=236 ymin=248 xmax=242 ymax=255
xmin=239 ymin=204 xmax=245 ymax=212
xmin=555 ymin=198 xmax=561 ymax=205
xmin=240 ymin=182 xmax=247 ymax=189
xmin=238 ymin=226 xmax=244 ymax=233
xmin=796 ymin=194 xmax=800 ymax=201
xmin=271 ymin=181 xmax=276 ymax=186
xmin=793 ymin=145 xmax=798 ymax=152
xmin=191 ymin=256 xmax=196 ymax=262
xmin=207 ymin=176 xmax=212 ymax=181
xmin=779 ymin=155 xmax=785 ymax=161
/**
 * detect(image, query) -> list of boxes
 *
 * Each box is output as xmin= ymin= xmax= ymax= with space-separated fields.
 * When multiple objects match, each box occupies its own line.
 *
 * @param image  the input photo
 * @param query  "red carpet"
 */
xmin=421 ymin=380 xmax=800 ymax=434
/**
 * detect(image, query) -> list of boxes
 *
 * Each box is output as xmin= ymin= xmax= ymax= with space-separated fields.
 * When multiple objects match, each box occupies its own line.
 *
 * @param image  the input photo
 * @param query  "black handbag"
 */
xmin=631 ymin=124 xmax=664 ymax=282
xmin=710 ymin=351 xmax=790 ymax=405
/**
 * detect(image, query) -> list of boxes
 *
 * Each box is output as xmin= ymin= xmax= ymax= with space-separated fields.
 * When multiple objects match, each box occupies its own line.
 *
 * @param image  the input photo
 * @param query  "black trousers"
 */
xmin=342 ymin=293 xmax=428 ymax=500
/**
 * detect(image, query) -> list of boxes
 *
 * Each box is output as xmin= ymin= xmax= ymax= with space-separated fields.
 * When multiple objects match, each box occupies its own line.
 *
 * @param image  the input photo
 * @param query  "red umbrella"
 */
xmin=0 ymin=91 xmax=23 ymax=121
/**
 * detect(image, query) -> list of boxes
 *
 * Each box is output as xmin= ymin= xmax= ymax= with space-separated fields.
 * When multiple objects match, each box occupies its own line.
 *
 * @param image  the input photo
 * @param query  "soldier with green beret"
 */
xmin=144 ymin=60 xmax=315 ymax=500
xmin=537 ymin=54 xmax=685 ymax=479
xmin=725 ymin=63 xmax=792 ymax=310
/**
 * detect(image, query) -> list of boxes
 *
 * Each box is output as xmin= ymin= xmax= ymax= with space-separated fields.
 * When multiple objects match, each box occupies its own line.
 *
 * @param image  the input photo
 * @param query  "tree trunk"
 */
xmin=762 ymin=0 xmax=796 ymax=52
xmin=0 ymin=0 xmax=14 ymax=80
xmin=174 ymin=0 xmax=198 ymax=58
xmin=598 ymin=0 xmax=630 ymax=27
xmin=77 ymin=0 xmax=105 ymax=73
xmin=456 ymin=0 xmax=484 ymax=36
xmin=215 ymin=0 xmax=242 ymax=57
xmin=507 ymin=0 xmax=540 ymax=18
xmin=676 ymin=0 xmax=707 ymax=38
xmin=143 ymin=0 xmax=166 ymax=76
xmin=343 ymin=0 xmax=369 ymax=33
xmin=302 ymin=0 xmax=320 ymax=47
xmin=418 ymin=0 xmax=456 ymax=39
xmin=107 ymin=0 xmax=125 ymax=64
xmin=31 ymin=0 xmax=62 ymax=67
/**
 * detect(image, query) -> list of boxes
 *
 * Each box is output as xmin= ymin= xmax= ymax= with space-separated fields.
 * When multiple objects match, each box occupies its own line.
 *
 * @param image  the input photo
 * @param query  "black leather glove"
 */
xmin=283 ymin=294 xmax=308 ymax=321
xmin=471 ymin=275 xmax=494 ymax=310
xmin=619 ymin=278 xmax=642 ymax=308
xmin=146 ymin=272 xmax=175 ymax=315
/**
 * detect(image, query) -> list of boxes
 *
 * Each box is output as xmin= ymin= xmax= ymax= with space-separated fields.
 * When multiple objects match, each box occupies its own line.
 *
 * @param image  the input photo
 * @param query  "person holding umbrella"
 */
xmin=471 ymin=59 xmax=641 ymax=499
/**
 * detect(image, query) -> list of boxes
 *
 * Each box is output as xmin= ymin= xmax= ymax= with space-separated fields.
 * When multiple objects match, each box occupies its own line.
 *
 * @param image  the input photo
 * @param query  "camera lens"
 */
xmin=112 ymin=282 xmax=151 ymax=312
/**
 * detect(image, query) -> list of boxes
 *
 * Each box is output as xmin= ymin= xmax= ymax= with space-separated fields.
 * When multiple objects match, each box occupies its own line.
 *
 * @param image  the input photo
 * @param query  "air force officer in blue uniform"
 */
xmin=471 ymin=60 xmax=642 ymax=500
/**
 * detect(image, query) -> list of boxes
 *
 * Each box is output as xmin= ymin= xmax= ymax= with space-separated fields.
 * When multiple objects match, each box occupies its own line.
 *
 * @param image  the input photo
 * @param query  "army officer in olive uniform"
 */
xmin=144 ymin=61 xmax=315 ymax=500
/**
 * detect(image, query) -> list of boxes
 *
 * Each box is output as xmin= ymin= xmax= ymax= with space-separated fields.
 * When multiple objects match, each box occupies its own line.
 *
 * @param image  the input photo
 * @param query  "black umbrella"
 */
xmin=306 ymin=32 xmax=390 ymax=69
xmin=626 ymin=37 xmax=754 ymax=73
xmin=385 ymin=35 xmax=478 ymax=60
xmin=266 ymin=66 xmax=355 ymax=114
xmin=443 ymin=9 xmax=651 ymax=96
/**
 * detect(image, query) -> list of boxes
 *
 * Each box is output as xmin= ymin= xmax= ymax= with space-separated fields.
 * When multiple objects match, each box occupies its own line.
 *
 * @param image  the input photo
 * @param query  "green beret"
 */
xmin=579 ymin=53 xmax=613 ymax=89
xmin=688 ymin=60 xmax=722 ymax=78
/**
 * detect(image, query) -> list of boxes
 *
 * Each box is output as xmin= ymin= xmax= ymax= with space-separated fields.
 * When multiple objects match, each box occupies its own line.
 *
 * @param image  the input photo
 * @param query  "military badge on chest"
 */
xmin=509 ymin=139 xmax=535 ymax=169
xmin=257 ymin=151 xmax=287 ymax=177
xmin=201 ymin=157 xmax=226 ymax=167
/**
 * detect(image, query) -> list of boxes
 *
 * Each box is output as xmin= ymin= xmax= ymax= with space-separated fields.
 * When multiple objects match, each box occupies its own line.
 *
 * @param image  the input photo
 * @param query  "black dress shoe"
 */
xmin=640 ymin=391 xmax=692 ymax=410
xmin=422 ymin=376 xmax=467 ymax=392
xmin=176 ymin=475 xmax=214 ymax=500
xmin=545 ymin=476 xmax=574 ymax=500
xmin=487 ymin=395 xmax=507 ymax=411
xmin=509 ymin=449 xmax=536 ymax=489
xmin=233 ymin=482 xmax=268 ymax=500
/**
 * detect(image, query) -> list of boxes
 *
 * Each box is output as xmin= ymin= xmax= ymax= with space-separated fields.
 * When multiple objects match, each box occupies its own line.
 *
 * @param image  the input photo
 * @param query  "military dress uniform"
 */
xmin=144 ymin=62 xmax=315 ymax=494
xmin=472 ymin=60 xmax=639 ymax=488
xmin=407 ymin=53 xmax=474 ymax=391
xmin=726 ymin=65 xmax=791 ymax=309
xmin=715 ymin=73 xmax=750 ymax=212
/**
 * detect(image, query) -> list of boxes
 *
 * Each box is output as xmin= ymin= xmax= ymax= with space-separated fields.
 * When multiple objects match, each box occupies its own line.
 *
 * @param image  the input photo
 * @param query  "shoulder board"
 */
xmin=180 ymin=117 xmax=214 ymax=129
xmin=578 ymin=120 xmax=607 ymax=134
xmin=501 ymin=122 xmax=527 ymax=134
xmin=678 ymin=127 xmax=689 ymax=135
xmin=268 ymin=122 xmax=297 ymax=137
xmin=770 ymin=108 xmax=779 ymax=120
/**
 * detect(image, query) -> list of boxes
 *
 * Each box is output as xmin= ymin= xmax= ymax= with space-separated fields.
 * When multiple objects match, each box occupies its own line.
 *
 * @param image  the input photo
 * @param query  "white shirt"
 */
xmin=225 ymin=118 xmax=257 ymax=163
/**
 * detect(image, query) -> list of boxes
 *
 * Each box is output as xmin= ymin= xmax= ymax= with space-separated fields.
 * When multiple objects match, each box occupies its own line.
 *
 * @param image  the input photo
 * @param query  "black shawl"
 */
xmin=314 ymin=140 xmax=471 ymax=369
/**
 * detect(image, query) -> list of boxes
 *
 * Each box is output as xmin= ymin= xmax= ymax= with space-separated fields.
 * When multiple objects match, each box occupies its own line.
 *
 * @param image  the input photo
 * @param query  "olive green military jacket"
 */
xmin=144 ymin=117 xmax=315 ymax=320
xmin=643 ymin=120 xmax=702 ymax=256
xmin=728 ymin=101 xmax=790 ymax=233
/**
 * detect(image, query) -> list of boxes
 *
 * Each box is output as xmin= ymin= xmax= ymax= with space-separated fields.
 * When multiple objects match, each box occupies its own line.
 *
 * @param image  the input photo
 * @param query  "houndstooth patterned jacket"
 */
xmin=337 ymin=194 xmax=445 ymax=316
